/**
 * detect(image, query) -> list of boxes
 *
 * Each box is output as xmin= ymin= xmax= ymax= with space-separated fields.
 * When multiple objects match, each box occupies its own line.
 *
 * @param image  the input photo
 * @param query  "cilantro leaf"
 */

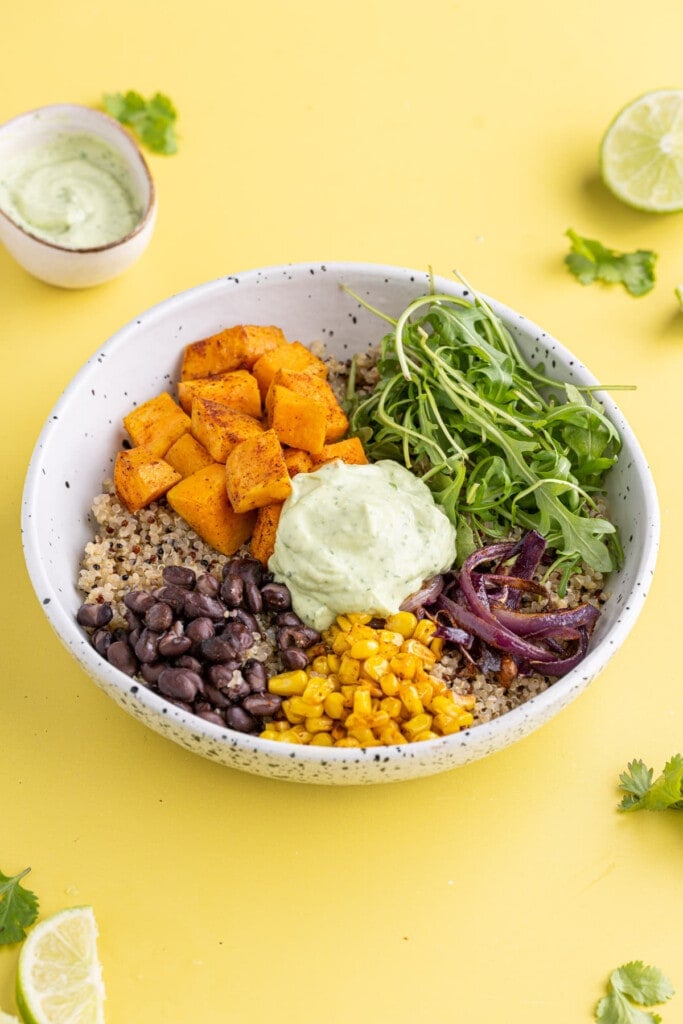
xmin=0 ymin=867 xmax=38 ymax=945
xmin=596 ymin=963 xmax=675 ymax=1024
xmin=619 ymin=755 xmax=683 ymax=811
xmin=103 ymin=90 xmax=178 ymax=154
xmin=565 ymin=229 xmax=656 ymax=296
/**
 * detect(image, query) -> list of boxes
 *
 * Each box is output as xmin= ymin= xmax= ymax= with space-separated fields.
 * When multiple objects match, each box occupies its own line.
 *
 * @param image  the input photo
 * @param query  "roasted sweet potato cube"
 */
xmin=180 ymin=328 xmax=247 ymax=380
xmin=225 ymin=429 xmax=292 ymax=513
xmin=267 ymin=385 xmax=326 ymax=454
xmin=114 ymin=447 xmax=181 ymax=513
xmin=271 ymin=368 xmax=348 ymax=442
xmin=236 ymin=325 xmax=287 ymax=368
xmin=310 ymin=436 xmax=368 ymax=467
xmin=191 ymin=397 xmax=264 ymax=463
xmin=282 ymin=447 xmax=314 ymax=477
xmin=250 ymin=503 xmax=283 ymax=565
xmin=123 ymin=392 xmax=191 ymax=458
xmin=164 ymin=432 xmax=214 ymax=479
xmin=177 ymin=369 xmax=262 ymax=418
xmin=252 ymin=341 xmax=327 ymax=400
xmin=167 ymin=463 xmax=256 ymax=556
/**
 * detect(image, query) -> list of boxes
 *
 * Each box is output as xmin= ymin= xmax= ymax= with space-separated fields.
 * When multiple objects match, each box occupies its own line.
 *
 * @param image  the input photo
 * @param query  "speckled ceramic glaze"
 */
xmin=21 ymin=263 xmax=660 ymax=784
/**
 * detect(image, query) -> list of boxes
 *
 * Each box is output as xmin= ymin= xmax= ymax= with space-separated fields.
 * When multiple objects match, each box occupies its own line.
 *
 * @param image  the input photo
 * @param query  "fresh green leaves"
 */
xmin=0 ymin=867 xmax=38 ymax=946
xmin=595 ymin=962 xmax=675 ymax=1023
xmin=346 ymin=285 xmax=622 ymax=573
xmin=565 ymin=229 xmax=656 ymax=296
xmin=103 ymin=91 xmax=178 ymax=154
xmin=618 ymin=755 xmax=683 ymax=812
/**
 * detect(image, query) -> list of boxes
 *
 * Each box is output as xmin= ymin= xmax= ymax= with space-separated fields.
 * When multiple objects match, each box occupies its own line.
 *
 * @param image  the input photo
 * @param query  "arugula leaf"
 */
xmin=346 ymin=284 xmax=622 ymax=574
xmin=619 ymin=755 xmax=683 ymax=811
xmin=103 ymin=90 xmax=178 ymax=154
xmin=0 ymin=867 xmax=38 ymax=945
xmin=565 ymin=229 xmax=656 ymax=296
xmin=596 ymin=963 xmax=675 ymax=1024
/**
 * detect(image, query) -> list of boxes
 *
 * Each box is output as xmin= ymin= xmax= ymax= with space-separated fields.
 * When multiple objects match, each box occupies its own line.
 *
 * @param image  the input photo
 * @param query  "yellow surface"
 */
xmin=2 ymin=1 xmax=682 ymax=1021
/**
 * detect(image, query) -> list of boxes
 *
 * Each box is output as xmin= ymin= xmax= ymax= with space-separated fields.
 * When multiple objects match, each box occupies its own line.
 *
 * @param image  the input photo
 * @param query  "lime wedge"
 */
xmin=15 ymin=907 xmax=105 ymax=1024
xmin=600 ymin=89 xmax=683 ymax=212
xmin=0 ymin=1011 xmax=21 ymax=1023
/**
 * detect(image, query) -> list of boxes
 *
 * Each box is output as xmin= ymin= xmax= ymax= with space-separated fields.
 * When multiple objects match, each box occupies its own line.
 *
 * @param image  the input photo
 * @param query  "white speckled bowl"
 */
xmin=21 ymin=263 xmax=659 ymax=784
xmin=0 ymin=103 xmax=156 ymax=288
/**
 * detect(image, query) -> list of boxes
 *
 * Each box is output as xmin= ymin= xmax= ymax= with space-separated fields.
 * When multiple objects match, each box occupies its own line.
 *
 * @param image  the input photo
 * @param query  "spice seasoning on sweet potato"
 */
xmin=225 ymin=429 xmax=292 ymax=513
xmin=123 ymin=392 xmax=191 ymax=458
xmin=166 ymin=462 xmax=256 ymax=556
xmin=114 ymin=447 xmax=181 ymax=513
xmin=190 ymin=397 xmax=264 ymax=463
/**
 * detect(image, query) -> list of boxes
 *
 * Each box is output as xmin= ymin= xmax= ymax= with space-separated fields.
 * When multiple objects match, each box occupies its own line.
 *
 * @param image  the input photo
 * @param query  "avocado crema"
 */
xmin=269 ymin=460 xmax=457 ymax=630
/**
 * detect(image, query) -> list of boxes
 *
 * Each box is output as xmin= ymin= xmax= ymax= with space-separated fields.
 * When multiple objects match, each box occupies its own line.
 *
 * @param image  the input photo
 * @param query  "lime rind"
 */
xmin=600 ymin=88 xmax=683 ymax=212
xmin=15 ymin=906 xmax=105 ymax=1024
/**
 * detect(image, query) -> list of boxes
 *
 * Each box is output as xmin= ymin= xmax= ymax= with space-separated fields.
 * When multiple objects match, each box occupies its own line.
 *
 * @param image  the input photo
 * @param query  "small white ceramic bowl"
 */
xmin=21 ymin=263 xmax=660 ymax=784
xmin=0 ymin=103 xmax=156 ymax=288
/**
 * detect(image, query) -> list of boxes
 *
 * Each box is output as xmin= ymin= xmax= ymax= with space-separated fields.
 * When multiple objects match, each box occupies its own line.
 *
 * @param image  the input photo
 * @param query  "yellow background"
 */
xmin=2 ymin=1 xmax=682 ymax=1021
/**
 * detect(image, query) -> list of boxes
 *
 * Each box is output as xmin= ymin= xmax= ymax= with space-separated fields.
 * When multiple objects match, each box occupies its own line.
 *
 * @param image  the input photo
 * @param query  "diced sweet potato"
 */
xmin=270 ymin=368 xmax=348 ymax=442
xmin=191 ymin=397 xmax=264 ymax=463
xmin=225 ymin=429 xmax=292 ymax=513
xmin=177 ymin=369 xmax=262 ymax=418
xmin=252 ymin=341 xmax=327 ymax=400
xmin=282 ymin=447 xmax=313 ymax=477
xmin=164 ymin=432 xmax=214 ymax=478
xmin=267 ymin=385 xmax=326 ymax=454
xmin=123 ymin=392 xmax=191 ymax=458
xmin=237 ymin=325 xmax=288 ymax=369
xmin=180 ymin=328 xmax=247 ymax=380
xmin=310 ymin=436 xmax=368 ymax=467
xmin=114 ymin=447 xmax=181 ymax=513
xmin=167 ymin=463 xmax=256 ymax=556
xmin=249 ymin=503 xmax=283 ymax=565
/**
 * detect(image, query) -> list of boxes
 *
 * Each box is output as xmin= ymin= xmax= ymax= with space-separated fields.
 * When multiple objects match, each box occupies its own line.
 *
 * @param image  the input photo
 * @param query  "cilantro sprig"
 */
xmin=618 ymin=755 xmax=683 ymax=812
xmin=0 ymin=867 xmax=38 ymax=946
xmin=565 ymin=229 xmax=656 ymax=296
xmin=596 ymin=962 xmax=675 ymax=1024
xmin=103 ymin=91 xmax=178 ymax=155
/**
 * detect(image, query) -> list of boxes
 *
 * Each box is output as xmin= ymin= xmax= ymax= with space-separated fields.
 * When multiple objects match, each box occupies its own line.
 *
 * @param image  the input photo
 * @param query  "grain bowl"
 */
xmin=21 ymin=262 xmax=659 ymax=784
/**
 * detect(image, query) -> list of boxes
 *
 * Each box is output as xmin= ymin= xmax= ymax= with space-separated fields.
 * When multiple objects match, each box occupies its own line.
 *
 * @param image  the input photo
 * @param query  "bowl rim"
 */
xmin=20 ymin=260 xmax=661 ymax=770
xmin=0 ymin=102 xmax=156 ymax=253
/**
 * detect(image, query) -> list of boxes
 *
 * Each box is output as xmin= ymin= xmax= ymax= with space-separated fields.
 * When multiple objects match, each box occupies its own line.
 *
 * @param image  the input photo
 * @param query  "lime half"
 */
xmin=600 ymin=88 xmax=683 ymax=212
xmin=16 ymin=907 xmax=105 ymax=1024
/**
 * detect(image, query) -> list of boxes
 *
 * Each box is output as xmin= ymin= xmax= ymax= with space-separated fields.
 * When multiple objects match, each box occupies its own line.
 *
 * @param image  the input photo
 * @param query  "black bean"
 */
xmin=91 ymin=627 xmax=112 ymax=657
xmin=162 ymin=565 xmax=197 ymax=590
xmin=244 ymin=581 xmax=263 ymax=614
xmin=158 ymin=668 xmax=201 ymax=702
xmin=242 ymin=693 xmax=283 ymax=717
xmin=185 ymin=617 xmax=215 ymax=647
xmin=224 ymin=556 xmax=263 ymax=585
xmin=230 ymin=608 xmax=260 ymax=634
xmin=195 ymin=572 xmax=220 ymax=597
xmin=207 ymin=663 xmax=241 ymax=689
xmin=275 ymin=611 xmax=303 ymax=627
xmin=107 ymin=640 xmax=138 ymax=676
xmin=277 ymin=625 xmax=321 ymax=649
xmin=223 ymin=672 xmax=251 ymax=702
xmin=184 ymin=592 xmax=226 ymax=621
xmin=123 ymin=590 xmax=157 ymax=615
xmin=260 ymin=583 xmax=292 ymax=610
xmin=141 ymin=662 xmax=165 ymax=684
xmin=111 ymin=627 xmax=129 ymax=643
xmin=124 ymin=608 xmax=143 ymax=632
xmin=281 ymin=647 xmax=309 ymax=671
xmin=222 ymin=620 xmax=254 ymax=652
xmin=203 ymin=684 xmax=231 ymax=709
xmin=134 ymin=628 xmax=161 ymax=664
xmin=77 ymin=602 xmax=113 ymax=628
xmin=145 ymin=602 xmax=174 ymax=632
xmin=157 ymin=632 xmax=192 ymax=658
xmin=174 ymin=655 xmax=204 ymax=674
xmin=200 ymin=636 xmax=238 ymax=663
xmin=242 ymin=658 xmax=268 ymax=693
xmin=153 ymin=584 xmax=189 ymax=614
xmin=196 ymin=709 xmax=226 ymax=726
xmin=225 ymin=705 xmax=258 ymax=733
xmin=219 ymin=575 xmax=243 ymax=608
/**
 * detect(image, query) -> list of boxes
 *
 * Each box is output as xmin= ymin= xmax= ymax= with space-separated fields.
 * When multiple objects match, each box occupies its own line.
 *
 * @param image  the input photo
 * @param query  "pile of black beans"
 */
xmin=76 ymin=556 xmax=321 ymax=734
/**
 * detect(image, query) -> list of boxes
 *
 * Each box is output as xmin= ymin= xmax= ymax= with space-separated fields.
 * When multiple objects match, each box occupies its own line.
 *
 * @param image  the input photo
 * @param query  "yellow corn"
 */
xmin=259 ymin=608 xmax=473 ymax=749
